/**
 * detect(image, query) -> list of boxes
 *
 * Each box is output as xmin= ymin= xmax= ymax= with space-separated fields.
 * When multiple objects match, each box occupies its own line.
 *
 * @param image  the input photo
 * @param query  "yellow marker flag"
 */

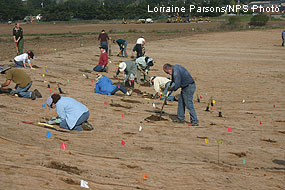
xmin=213 ymin=100 xmax=216 ymax=104
xmin=216 ymin=139 xmax=223 ymax=144
xmin=205 ymin=138 xmax=209 ymax=144
xmin=42 ymin=74 xmax=45 ymax=77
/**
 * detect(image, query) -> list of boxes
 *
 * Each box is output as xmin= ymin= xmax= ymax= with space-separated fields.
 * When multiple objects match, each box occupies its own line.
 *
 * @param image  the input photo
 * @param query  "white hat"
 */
xmin=119 ymin=62 xmax=127 ymax=72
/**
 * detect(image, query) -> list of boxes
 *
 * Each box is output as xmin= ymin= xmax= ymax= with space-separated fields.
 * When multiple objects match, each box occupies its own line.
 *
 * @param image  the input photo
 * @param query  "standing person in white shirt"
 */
xmin=13 ymin=51 xmax=34 ymax=69
xmin=131 ymin=36 xmax=145 ymax=58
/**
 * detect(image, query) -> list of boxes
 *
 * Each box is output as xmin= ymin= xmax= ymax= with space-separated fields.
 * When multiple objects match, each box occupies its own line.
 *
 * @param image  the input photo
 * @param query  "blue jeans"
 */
xmin=14 ymin=59 xmax=25 ymax=67
xmin=13 ymin=82 xmax=32 ymax=98
xmin=111 ymin=84 xmax=127 ymax=95
xmin=160 ymin=82 xmax=175 ymax=101
xmin=60 ymin=111 xmax=89 ymax=131
xmin=93 ymin=65 xmax=107 ymax=72
xmin=177 ymin=83 xmax=198 ymax=123
xmin=100 ymin=41 xmax=108 ymax=54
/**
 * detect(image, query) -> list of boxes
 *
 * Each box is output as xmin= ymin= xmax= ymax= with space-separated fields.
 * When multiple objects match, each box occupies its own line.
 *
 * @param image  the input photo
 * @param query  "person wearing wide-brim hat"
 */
xmin=0 ymin=65 xmax=42 ymax=100
xmin=114 ymin=61 xmax=137 ymax=90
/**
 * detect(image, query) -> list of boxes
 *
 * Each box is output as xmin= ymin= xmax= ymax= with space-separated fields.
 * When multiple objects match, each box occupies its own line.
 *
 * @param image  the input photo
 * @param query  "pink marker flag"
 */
xmin=228 ymin=128 xmax=232 ymax=132
xmin=104 ymin=101 xmax=107 ymax=105
xmin=60 ymin=142 xmax=66 ymax=150
xmin=122 ymin=114 xmax=124 ymax=118
xmin=121 ymin=140 xmax=125 ymax=146
xmin=210 ymin=106 xmax=213 ymax=110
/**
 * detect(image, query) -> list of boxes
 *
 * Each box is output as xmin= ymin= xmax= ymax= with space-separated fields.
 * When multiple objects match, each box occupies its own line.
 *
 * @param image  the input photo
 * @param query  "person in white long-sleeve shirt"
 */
xmin=13 ymin=51 xmax=34 ymax=69
xmin=150 ymin=76 xmax=176 ymax=101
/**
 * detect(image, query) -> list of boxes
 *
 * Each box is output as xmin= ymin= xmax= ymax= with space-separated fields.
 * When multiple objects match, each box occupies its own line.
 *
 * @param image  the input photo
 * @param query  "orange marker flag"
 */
xmin=142 ymin=173 xmax=148 ymax=180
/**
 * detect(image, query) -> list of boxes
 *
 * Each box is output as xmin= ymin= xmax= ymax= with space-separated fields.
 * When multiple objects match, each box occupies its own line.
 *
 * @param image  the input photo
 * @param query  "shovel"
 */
xmin=159 ymin=90 xmax=170 ymax=120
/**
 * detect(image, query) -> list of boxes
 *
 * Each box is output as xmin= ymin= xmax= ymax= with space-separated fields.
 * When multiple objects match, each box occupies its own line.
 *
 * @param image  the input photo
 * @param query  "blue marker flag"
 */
xmin=46 ymin=131 xmax=52 ymax=138
xmin=45 ymin=69 xmax=48 ymax=73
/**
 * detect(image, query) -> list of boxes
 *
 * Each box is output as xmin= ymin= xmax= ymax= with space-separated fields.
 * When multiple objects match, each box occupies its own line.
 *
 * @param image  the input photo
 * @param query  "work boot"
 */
xmin=172 ymin=119 xmax=185 ymax=124
xmin=81 ymin=121 xmax=94 ymax=131
xmin=34 ymin=89 xmax=42 ymax=98
xmin=126 ymin=89 xmax=133 ymax=96
xmin=31 ymin=91 xmax=36 ymax=100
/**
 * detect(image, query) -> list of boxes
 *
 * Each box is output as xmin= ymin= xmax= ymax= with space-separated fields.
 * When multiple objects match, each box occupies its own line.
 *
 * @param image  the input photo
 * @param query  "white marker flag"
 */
xmin=80 ymin=180 xmax=89 ymax=188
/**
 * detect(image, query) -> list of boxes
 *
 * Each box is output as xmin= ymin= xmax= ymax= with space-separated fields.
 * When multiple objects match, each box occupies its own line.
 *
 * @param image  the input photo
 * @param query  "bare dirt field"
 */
xmin=0 ymin=23 xmax=285 ymax=190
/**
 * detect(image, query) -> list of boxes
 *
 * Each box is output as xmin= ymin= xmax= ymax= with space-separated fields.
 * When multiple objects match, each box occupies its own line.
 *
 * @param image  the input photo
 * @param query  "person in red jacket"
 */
xmin=93 ymin=46 xmax=108 ymax=72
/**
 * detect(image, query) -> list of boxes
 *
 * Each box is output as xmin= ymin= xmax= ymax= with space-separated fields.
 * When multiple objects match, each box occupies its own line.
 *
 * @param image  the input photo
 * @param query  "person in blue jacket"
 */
xmin=95 ymin=74 xmax=131 ymax=96
xmin=163 ymin=64 xmax=199 ymax=126
xmin=46 ymin=94 xmax=93 ymax=131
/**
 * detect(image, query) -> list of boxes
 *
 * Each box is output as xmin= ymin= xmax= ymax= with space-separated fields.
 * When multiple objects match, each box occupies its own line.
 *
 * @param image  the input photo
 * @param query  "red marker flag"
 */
xmin=121 ymin=140 xmax=125 ymax=146
xmin=60 ymin=142 xmax=66 ymax=150
xmin=122 ymin=114 xmax=125 ymax=118
xmin=104 ymin=101 xmax=107 ymax=105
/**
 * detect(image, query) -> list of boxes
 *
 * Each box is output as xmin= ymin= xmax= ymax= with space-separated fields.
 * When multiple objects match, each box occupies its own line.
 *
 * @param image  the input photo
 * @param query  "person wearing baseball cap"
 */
xmin=46 ymin=94 xmax=93 ymax=131
xmin=13 ymin=50 xmax=34 ymax=69
xmin=135 ymin=56 xmax=154 ymax=84
xmin=0 ymin=65 xmax=41 ymax=100
xmin=114 ymin=61 xmax=137 ymax=90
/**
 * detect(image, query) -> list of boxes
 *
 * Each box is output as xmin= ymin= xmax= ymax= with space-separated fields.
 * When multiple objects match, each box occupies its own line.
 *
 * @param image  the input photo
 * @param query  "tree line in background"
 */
xmin=0 ymin=0 xmax=266 ymax=21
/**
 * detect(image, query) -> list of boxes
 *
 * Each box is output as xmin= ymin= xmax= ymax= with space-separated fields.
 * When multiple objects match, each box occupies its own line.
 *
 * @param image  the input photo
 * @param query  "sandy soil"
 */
xmin=0 ymin=26 xmax=284 ymax=189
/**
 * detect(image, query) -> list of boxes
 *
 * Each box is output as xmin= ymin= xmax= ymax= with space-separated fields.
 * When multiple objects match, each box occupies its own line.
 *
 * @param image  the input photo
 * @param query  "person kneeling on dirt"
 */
xmin=0 ymin=65 xmax=42 ymax=100
xmin=150 ymin=76 xmax=177 ymax=101
xmin=14 ymin=51 xmax=34 ymax=69
xmin=163 ymin=64 xmax=199 ymax=126
xmin=136 ymin=56 xmax=154 ymax=84
xmin=114 ymin=61 xmax=137 ymax=91
xmin=95 ymin=74 xmax=131 ymax=96
xmin=113 ymin=39 xmax=128 ymax=57
xmin=46 ymin=94 xmax=93 ymax=131
xmin=93 ymin=46 xmax=108 ymax=72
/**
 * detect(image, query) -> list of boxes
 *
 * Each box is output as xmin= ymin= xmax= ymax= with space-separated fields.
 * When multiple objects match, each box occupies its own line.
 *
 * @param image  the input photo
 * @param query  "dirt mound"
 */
xmin=145 ymin=114 xmax=168 ymax=121
xmin=110 ymin=103 xmax=132 ymax=109
xmin=60 ymin=177 xmax=80 ymax=185
xmin=121 ymin=99 xmax=141 ymax=104
xmin=46 ymin=161 xmax=83 ymax=175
